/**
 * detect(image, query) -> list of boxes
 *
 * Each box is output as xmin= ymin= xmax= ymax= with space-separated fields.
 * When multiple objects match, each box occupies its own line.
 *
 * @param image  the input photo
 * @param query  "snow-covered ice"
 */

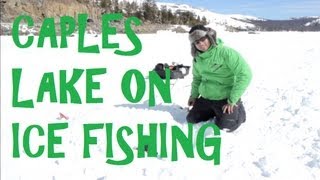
xmin=1 ymin=31 xmax=320 ymax=180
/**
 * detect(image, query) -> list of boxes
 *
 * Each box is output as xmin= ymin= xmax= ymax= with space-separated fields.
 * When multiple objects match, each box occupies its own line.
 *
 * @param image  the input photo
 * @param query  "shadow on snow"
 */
xmin=115 ymin=100 xmax=188 ymax=124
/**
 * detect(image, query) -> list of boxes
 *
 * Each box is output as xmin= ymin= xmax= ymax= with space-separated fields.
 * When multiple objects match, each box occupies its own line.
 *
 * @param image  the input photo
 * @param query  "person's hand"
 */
xmin=222 ymin=103 xmax=237 ymax=114
xmin=188 ymin=96 xmax=196 ymax=106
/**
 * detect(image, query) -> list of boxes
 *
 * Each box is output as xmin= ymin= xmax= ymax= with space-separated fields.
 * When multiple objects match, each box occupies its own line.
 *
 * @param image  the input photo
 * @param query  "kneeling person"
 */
xmin=186 ymin=25 xmax=252 ymax=132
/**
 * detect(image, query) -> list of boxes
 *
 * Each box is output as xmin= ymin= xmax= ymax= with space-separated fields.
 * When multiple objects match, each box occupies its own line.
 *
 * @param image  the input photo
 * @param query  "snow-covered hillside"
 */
xmin=119 ymin=1 xmax=319 ymax=31
xmin=1 ymin=31 xmax=320 ymax=179
xmin=305 ymin=17 xmax=320 ymax=26
xmin=156 ymin=2 xmax=258 ymax=30
xmin=118 ymin=0 xmax=260 ymax=30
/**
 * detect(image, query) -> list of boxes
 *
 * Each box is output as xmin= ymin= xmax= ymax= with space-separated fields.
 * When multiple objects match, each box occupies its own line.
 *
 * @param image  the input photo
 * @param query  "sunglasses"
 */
xmin=194 ymin=36 xmax=208 ymax=45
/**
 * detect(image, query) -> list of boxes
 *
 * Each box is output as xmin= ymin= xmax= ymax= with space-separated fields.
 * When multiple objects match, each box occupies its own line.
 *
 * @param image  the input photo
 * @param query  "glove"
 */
xmin=188 ymin=96 xmax=196 ymax=106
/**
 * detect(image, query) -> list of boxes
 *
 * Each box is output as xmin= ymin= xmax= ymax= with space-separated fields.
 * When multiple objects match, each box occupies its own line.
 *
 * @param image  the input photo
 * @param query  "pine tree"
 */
xmin=201 ymin=16 xmax=208 ymax=25
xmin=118 ymin=1 xmax=126 ymax=12
xmin=101 ymin=0 xmax=112 ymax=13
xmin=131 ymin=1 xmax=139 ymax=14
xmin=160 ymin=6 xmax=168 ymax=24
xmin=124 ymin=1 xmax=133 ymax=16
xmin=129 ymin=1 xmax=143 ymax=20
xmin=168 ymin=9 xmax=175 ymax=24
xmin=142 ymin=0 xmax=157 ymax=22
xmin=113 ymin=0 xmax=120 ymax=13
xmin=100 ymin=0 xmax=106 ymax=8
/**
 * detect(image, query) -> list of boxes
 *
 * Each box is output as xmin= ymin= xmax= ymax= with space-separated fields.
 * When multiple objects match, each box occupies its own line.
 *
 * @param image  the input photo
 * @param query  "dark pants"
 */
xmin=186 ymin=97 xmax=246 ymax=132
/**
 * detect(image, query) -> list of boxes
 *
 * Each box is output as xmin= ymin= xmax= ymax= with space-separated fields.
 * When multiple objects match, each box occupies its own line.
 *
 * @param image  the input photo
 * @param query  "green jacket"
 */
xmin=191 ymin=39 xmax=252 ymax=105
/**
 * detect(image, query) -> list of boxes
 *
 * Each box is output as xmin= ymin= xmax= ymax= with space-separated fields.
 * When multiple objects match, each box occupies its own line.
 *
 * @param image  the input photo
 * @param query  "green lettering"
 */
xmin=86 ymin=68 xmax=107 ymax=103
xmin=106 ymin=126 xmax=133 ymax=165
xmin=38 ymin=18 xmax=58 ymax=48
xmin=171 ymin=123 xmax=194 ymax=161
xmin=12 ymin=68 xmax=34 ymax=108
xmin=115 ymin=16 xmax=142 ymax=56
xmin=59 ymin=69 xmax=84 ymax=104
xmin=48 ymin=123 xmax=68 ymax=158
xmin=149 ymin=69 xmax=171 ymax=107
xmin=12 ymin=15 xmax=34 ymax=48
xmin=105 ymin=123 xmax=114 ymax=158
xmin=83 ymin=123 xmax=104 ymax=158
xmin=37 ymin=72 xmax=57 ymax=103
xmin=102 ymin=13 xmax=123 ymax=49
xmin=159 ymin=123 xmax=168 ymax=157
xmin=196 ymin=123 xmax=221 ymax=165
xmin=60 ymin=16 xmax=76 ymax=48
xmin=137 ymin=124 xmax=157 ymax=158
xmin=12 ymin=123 xmax=20 ymax=157
xmin=121 ymin=69 xmax=145 ymax=103
xmin=23 ymin=125 xmax=45 ymax=157
xmin=78 ymin=14 xmax=99 ymax=53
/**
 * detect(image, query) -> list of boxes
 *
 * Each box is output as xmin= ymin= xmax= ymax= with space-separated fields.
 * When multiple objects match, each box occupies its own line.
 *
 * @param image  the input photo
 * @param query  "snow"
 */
xmin=305 ymin=18 xmax=320 ymax=26
xmin=119 ymin=0 xmax=145 ymax=5
xmin=228 ymin=14 xmax=266 ymax=21
xmin=156 ymin=2 xmax=256 ymax=29
xmin=1 ymin=31 xmax=320 ymax=180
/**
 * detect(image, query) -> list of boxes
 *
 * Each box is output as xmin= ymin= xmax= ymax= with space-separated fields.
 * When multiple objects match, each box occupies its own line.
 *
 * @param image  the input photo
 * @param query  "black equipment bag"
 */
xmin=154 ymin=63 xmax=190 ymax=79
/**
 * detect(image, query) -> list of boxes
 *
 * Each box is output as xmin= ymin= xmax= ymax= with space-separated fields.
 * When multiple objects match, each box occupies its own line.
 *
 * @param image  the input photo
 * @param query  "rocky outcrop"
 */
xmin=1 ymin=0 xmax=101 ymax=23
xmin=1 ymin=0 xmax=104 ymax=35
xmin=0 ymin=0 xmax=188 ymax=35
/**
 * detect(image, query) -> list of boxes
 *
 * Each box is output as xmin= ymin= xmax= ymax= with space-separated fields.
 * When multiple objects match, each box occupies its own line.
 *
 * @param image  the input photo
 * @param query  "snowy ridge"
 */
xmin=305 ymin=18 xmax=320 ymax=26
xmin=227 ymin=14 xmax=265 ymax=21
xmin=116 ymin=0 xmax=318 ymax=31
xmin=119 ymin=0 xmax=145 ymax=5
xmin=157 ymin=2 xmax=257 ymax=30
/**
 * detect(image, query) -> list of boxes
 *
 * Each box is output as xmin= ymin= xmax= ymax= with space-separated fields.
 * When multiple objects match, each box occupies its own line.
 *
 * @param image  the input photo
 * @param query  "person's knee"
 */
xmin=217 ymin=118 xmax=240 ymax=132
xmin=218 ymin=106 xmax=245 ymax=132
xmin=186 ymin=113 xmax=198 ymax=123
xmin=238 ymin=103 xmax=246 ymax=123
